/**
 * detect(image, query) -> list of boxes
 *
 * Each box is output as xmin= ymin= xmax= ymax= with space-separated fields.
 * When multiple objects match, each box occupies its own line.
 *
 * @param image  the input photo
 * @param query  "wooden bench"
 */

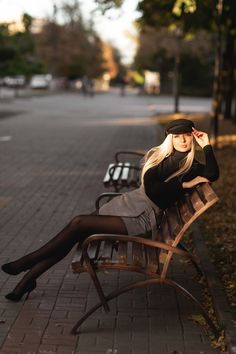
xmin=103 ymin=150 xmax=145 ymax=192
xmin=71 ymin=183 xmax=219 ymax=337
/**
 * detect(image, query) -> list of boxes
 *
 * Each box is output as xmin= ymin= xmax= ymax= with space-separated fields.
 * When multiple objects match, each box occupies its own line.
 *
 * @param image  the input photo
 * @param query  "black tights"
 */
xmin=6 ymin=215 xmax=128 ymax=295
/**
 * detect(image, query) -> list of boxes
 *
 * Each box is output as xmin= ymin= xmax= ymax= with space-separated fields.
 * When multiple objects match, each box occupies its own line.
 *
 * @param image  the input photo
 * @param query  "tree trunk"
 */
xmin=233 ymin=85 xmax=236 ymax=125
xmin=223 ymin=29 xmax=235 ymax=120
xmin=212 ymin=0 xmax=224 ymax=147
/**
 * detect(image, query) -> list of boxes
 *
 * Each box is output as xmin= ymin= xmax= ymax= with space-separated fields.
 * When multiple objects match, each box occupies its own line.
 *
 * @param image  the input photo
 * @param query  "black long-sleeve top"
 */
xmin=144 ymin=145 xmax=219 ymax=209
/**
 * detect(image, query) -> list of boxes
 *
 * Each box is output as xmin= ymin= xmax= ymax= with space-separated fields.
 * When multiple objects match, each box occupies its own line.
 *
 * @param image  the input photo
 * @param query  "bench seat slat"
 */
xmin=117 ymin=241 xmax=128 ymax=264
xmin=100 ymin=240 xmax=114 ymax=263
xmin=71 ymin=246 xmax=84 ymax=272
xmin=112 ymin=163 xmax=123 ymax=182
xmin=121 ymin=162 xmax=131 ymax=182
xmin=72 ymin=248 xmax=82 ymax=265
xmin=132 ymin=242 xmax=143 ymax=267
xmin=103 ymin=164 xmax=115 ymax=186
xmin=145 ymin=246 xmax=159 ymax=272
xmin=88 ymin=241 xmax=101 ymax=260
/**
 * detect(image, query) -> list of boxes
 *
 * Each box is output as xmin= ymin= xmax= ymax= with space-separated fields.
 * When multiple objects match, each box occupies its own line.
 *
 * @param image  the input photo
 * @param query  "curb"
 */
xmin=192 ymin=222 xmax=236 ymax=354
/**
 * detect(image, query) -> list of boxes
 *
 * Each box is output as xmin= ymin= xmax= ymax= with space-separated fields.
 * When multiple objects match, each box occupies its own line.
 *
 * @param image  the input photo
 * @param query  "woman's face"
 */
xmin=172 ymin=133 xmax=193 ymax=152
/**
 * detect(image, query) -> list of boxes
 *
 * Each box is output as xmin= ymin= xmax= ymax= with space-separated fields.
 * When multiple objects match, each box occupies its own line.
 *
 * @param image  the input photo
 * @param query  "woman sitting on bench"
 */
xmin=1 ymin=119 xmax=219 ymax=302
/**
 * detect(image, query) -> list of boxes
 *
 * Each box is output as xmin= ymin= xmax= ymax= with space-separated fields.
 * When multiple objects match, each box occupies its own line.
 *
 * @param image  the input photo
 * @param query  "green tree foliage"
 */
xmin=134 ymin=25 xmax=214 ymax=96
xmin=0 ymin=14 xmax=45 ymax=77
xmin=0 ymin=24 xmax=15 ymax=63
xmin=22 ymin=13 xmax=33 ymax=33
xmin=94 ymin=0 xmax=124 ymax=13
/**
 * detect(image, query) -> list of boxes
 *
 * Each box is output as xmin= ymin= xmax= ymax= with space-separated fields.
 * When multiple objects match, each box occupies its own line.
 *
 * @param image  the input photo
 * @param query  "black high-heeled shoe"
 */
xmin=5 ymin=280 xmax=37 ymax=302
xmin=1 ymin=257 xmax=30 ymax=275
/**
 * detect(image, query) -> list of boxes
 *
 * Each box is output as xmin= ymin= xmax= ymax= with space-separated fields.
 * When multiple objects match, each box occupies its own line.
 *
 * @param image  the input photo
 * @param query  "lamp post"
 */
xmin=173 ymin=27 xmax=182 ymax=113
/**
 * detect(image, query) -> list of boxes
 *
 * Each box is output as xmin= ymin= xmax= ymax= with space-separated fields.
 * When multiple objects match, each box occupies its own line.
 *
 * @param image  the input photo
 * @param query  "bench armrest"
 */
xmin=115 ymin=150 xmax=145 ymax=163
xmin=81 ymin=234 xmax=198 ymax=263
xmin=95 ymin=193 xmax=122 ymax=211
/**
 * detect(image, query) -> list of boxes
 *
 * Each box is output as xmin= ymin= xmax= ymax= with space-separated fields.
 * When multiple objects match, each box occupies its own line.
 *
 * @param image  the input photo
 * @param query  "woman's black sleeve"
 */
xmin=181 ymin=144 xmax=219 ymax=182
xmin=144 ymin=168 xmax=184 ymax=209
xmin=201 ymin=144 xmax=219 ymax=181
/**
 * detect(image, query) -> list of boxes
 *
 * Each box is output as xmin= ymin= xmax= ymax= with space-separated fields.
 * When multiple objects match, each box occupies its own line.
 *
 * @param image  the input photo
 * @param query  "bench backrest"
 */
xmin=156 ymin=183 xmax=219 ymax=277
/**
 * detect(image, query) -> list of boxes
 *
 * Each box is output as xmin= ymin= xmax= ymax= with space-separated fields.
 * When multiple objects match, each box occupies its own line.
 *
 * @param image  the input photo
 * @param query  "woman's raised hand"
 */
xmin=182 ymin=176 xmax=209 ymax=189
xmin=192 ymin=128 xmax=210 ymax=148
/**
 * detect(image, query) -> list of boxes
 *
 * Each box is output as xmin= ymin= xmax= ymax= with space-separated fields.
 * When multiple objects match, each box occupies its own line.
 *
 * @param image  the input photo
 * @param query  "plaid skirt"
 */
xmin=98 ymin=186 xmax=160 ymax=237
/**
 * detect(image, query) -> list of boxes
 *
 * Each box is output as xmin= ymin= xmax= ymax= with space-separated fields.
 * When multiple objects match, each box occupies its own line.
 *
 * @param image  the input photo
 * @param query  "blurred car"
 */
xmin=30 ymin=74 xmax=52 ymax=89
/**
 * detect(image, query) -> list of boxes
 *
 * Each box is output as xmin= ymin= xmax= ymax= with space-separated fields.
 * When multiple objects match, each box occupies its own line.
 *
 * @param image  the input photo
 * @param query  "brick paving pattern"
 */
xmin=0 ymin=93 xmax=219 ymax=353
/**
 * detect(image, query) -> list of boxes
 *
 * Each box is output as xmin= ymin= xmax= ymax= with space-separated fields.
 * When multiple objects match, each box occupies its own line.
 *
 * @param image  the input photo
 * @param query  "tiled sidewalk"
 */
xmin=0 ymin=93 xmax=220 ymax=354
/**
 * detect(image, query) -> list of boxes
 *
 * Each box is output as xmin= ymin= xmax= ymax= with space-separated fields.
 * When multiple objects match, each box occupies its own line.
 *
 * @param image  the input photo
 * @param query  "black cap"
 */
xmin=165 ymin=119 xmax=195 ymax=135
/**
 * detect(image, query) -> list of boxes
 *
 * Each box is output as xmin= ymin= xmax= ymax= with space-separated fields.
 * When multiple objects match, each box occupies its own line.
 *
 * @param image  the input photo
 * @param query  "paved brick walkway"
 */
xmin=0 ymin=93 xmax=220 ymax=353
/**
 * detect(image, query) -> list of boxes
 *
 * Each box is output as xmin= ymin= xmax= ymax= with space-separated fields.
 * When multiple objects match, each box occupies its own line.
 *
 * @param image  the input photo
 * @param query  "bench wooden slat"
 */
xmin=196 ymin=184 xmax=208 ymax=204
xmin=190 ymin=189 xmax=205 ymax=212
xmin=103 ymin=163 xmax=115 ymax=185
xmin=88 ymin=241 xmax=101 ymax=260
xmin=177 ymin=200 xmax=193 ymax=224
xmin=72 ymin=247 xmax=83 ymax=264
xmin=184 ymin=193 xmax=196 ymax=215
xmin=145 ymin=246 xmax=159 ymax=272
xmin=132 ymin=242 xmax=143 ymax=267
xmin=120 ymin=162 xmax=131 ymax=182
xmin=112 ymin=163 xmax=123 ymax=182
xmin=71 ymin=246 xmax=84 ymax=272
xmin=99 ymin=240 xmax=114 ymax=263
xmin=201 ymin=183 xmax=218 ymax=203
xmin=117 ymin=241 xmax=127 ymax=264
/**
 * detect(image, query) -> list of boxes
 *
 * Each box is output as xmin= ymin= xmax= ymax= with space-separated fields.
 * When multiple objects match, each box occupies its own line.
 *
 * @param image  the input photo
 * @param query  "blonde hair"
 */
xmin=141 ymin=134 xmax=195 ymax=184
